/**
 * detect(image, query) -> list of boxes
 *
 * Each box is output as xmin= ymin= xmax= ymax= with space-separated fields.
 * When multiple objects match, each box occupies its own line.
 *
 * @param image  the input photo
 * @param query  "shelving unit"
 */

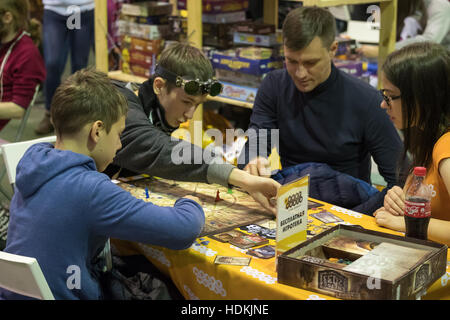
xmin=95 ymin=0 xmax=397 ymax=142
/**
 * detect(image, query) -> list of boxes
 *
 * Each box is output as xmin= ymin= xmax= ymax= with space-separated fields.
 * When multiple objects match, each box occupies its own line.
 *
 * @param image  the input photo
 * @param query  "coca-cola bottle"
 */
xmin=404 ymin=167 xmax=432 ymax=240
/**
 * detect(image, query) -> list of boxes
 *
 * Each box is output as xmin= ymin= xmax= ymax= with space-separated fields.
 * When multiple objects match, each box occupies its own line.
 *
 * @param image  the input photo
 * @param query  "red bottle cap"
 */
xmin=413 ymin=166 xmax=427 ymax=176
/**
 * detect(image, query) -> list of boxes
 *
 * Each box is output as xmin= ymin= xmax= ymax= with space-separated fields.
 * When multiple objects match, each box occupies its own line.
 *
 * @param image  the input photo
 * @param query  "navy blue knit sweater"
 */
xmin=238 ymin=64 xmax=403 ymax=188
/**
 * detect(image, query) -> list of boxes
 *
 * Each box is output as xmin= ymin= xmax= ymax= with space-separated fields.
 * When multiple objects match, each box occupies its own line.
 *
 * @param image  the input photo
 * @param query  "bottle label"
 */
xmin=404 ymin=200 xmax=431 ymax=218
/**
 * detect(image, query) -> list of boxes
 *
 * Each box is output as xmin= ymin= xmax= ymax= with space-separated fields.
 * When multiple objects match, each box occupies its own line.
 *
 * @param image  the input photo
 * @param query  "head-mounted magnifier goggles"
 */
xmin=154 ymin=65 xmax=223 ymax=97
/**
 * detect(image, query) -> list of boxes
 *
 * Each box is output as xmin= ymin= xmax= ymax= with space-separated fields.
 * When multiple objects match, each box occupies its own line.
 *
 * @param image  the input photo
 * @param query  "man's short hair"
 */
xmin=282 ymin=6 xmax=336 ymax=51
xmin=51 ymin=68 xmax=128 ymax=137
xmin=156 ymin=42 xmax=214 ymax=93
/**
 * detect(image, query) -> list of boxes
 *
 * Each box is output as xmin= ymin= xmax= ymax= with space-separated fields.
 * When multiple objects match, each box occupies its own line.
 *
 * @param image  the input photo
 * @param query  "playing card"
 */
xmin=246 ymin=245 xmax=275 ymax=259
xmin=239 ymin=224 xmax=276 ymax=240
xmin=230 ymin=234 xmax=269 ymax=249
xmin=209 ymin=230 xmax=246 ymax=243
xmin=214 ymin=255 xmax=251 ymax=266
xmin=310 ymin=210 xmax=344 ymax=223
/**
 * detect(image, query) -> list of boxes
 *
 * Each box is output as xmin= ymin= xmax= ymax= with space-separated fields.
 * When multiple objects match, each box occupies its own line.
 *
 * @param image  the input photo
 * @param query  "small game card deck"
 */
xmin=230 ymin=234 xmax=269 ymax=249
xmin=246 ymin=245 xmax=275 ymax=259
xmin=209 ymin=229 xmax=269 ymax=249
xmin=239 ymin=223 xmax=276 ymax=240
xmin=209 ymin=230 xmax=245 ymax=243
xmin=310 ymin=210 xmax=344 ymax=223
xmin=214 ymin=255 xmax=251 ymax=266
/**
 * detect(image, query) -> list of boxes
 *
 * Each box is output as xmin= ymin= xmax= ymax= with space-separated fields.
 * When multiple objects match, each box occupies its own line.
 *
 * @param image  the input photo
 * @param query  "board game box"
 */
xmin=277 ymin=224 xmax=448 ymax=300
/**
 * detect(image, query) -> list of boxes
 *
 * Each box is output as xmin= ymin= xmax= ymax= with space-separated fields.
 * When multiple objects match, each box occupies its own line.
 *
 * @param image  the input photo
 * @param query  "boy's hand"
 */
xmin=383 ymin=186 xmax=405 ymax=216
xmin=374 ymin=207 xmax=405 ymax=232
xmin=228 ymin=168 xmax=280 ymax=216
xmin=246 ymin=175 xmax=280 ymax=216
xmin=243 ymin=157 xmax=271 ymax=178
xmin=183 ymin=195 xmax=202 ymax=206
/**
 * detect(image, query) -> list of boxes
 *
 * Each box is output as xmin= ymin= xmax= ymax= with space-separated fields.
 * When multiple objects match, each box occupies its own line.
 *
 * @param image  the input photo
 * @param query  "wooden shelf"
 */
xmin=108 ymin=70 xmax=147 ymax=84
xmin=207 ymin=96 xmax=253 ymax=109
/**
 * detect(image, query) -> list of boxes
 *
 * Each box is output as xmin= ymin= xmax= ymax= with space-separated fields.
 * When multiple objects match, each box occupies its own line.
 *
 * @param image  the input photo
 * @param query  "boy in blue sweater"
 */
xmin=0 ymin=69 xmax=205 ymax=300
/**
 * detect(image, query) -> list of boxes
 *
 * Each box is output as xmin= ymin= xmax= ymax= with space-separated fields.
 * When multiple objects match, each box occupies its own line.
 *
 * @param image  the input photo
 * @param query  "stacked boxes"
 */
xmin=118 ymin=1 xmax=172 ymax=78
xmin=212 ymin=21 xmax=283 ymax=103
xmin=169 ymin=0 xmax=248 ymax=49
xmin=332 ymin=37 xmax=376 ymax=85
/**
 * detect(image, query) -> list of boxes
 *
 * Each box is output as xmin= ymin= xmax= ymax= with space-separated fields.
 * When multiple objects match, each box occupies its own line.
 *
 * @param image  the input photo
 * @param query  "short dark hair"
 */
xmin=51 ymin=68 xmax=128 ymax=137
xmin=282 ymin=6 xmax=336 ymax=51
xmin=155 ymin=42 xmax=214 ymax=93
xmin=382 ymin=42 xmax=450 ymax=170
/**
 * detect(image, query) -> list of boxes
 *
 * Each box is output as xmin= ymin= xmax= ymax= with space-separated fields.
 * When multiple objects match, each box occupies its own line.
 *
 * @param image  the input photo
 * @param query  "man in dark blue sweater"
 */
xmin=238 ymin=7 xmax=403 ymax=212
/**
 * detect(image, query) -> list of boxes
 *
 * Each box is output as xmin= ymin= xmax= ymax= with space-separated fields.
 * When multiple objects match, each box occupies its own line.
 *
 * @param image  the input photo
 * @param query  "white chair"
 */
xmin=1 ymin=136 xmax=56 ymax=188
xmin=0 ymin=251 xmax=54 ymax=300
xmin=0 ymin=85 xmax=43 ymax=199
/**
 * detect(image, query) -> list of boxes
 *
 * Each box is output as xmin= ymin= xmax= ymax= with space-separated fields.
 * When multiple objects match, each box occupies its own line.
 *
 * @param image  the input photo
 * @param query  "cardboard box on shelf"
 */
xmin=235 ymin=22 xmax=275 ymax=35
xmin=121 ymin=36 xmax=163 ymax=54
xmin=121 ymin=60 xmax=153 ymax=79
xmin=121 ymin=1 xmax=173 ymax=17
xmin=202 ymin=10 xmax=246 ymax=24
xmin=215 ymin=69 xmax=265 ymax=87
xmin=219 ymin=81 xmax=258 ymax=103
xmin=131 ymin=15 xmax=170 ymax=25
xmin=118 ymin=20 xmax=170 ymax=40
xmin=211 ymin=50 xmax=283 ymax=76
xmin=129 ymin=50 xmax=156 ymax=68
xmin=233 ymin=31 xmax=282 ymax=47
xmin=334 ymin=59 xmax=364 ymax=78
xmin=177 ymin=0 xmax=249 ymax=13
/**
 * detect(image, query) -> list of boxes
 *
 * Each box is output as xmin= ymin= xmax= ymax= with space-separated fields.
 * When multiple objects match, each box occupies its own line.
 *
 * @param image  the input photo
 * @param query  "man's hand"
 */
xmin=374 ymin=207 xmax=405 ymax=232
xmin=243 ymin=157 xmax=271 ymax=177
xmin=383 ymin=186 xmax=405 ymax=216
xmin=228 ymin=168 xmax=280 ymax=216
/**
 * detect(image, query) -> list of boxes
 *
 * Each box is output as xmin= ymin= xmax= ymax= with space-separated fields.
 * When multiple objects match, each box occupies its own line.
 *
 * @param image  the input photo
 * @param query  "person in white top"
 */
xmin=35 ymin=0 xmax=95 ymax=135
xmin=357 ymin=0 xmax=450 ymax=58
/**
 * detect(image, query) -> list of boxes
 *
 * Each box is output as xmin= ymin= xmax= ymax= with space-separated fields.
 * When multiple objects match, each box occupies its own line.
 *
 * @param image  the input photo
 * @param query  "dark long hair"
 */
xmin=382 ymin=42 xmax=450 ymax=173
xmin=397 ymin=0 xmax=427 ymax=41
xmin=0 ymin=0 xmax=42 ymax=46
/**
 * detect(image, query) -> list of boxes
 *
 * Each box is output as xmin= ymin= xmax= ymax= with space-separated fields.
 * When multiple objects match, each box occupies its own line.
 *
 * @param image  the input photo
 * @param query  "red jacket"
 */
xmin=0 ymin=31 xmax=46 ymax=130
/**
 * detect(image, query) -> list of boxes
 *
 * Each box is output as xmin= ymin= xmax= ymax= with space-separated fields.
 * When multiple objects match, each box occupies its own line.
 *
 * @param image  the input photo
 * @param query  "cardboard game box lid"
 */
xmin=277 ymin=224 xmax=448 ymax=300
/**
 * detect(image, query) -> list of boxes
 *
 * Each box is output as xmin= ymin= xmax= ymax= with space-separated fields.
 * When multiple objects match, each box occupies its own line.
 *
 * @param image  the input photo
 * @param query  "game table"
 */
xmin=112 ymin=177 xmax=450 ymax=300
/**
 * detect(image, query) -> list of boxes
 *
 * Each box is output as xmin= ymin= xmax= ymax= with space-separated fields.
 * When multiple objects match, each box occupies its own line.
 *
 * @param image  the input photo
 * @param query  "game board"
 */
xmin=117 ymin=176 xmax=272 ymax=236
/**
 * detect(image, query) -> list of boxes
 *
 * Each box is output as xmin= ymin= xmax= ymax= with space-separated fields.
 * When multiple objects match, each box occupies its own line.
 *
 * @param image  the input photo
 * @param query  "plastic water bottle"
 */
xmin=404 ymin=167 xmax=432 ymax=240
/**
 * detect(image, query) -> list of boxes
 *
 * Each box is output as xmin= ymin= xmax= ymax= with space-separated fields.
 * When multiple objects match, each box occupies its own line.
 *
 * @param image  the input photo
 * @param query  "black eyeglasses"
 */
xmin=380 ymin=89 xmax=401 ymax=107
xmin=154 ymin=65 xmax=223 ymax=97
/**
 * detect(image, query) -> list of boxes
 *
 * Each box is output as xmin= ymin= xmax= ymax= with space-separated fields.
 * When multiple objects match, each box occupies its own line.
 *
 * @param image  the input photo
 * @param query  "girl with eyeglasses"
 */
xmin=374 ymin=42 xmax=450 ymax=245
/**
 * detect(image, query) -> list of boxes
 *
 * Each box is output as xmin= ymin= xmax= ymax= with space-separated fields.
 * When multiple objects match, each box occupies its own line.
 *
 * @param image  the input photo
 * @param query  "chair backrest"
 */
xmin=1 ymin=136 xmax=56 ymax=185
xmin=0 ymin=251 xmax=54 ymax=300
xmin=14 ymin=84 xmax=41 ymax=142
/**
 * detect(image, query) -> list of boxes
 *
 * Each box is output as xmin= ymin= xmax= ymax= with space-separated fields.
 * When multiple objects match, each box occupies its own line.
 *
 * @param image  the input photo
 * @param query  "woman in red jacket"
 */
xmin=0 ymin=0 xmax=46 ymax=132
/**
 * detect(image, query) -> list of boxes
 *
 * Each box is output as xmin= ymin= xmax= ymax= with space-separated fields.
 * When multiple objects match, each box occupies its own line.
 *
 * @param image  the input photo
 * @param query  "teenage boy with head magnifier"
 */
xmin=107 ymin=42 xmax=280 ymax=215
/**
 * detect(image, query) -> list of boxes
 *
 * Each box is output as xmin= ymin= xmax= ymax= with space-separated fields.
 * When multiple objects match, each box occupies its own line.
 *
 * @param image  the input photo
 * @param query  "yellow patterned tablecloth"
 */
xmin=112 ymin=197 xmax=450 ymax=300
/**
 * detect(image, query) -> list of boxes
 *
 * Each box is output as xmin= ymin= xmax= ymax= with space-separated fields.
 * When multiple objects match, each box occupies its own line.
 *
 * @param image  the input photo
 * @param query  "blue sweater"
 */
xmin=0 ymin=143 xmax=204 ymax=300
xmin=238 ymin=64 xmax=403 ymax=187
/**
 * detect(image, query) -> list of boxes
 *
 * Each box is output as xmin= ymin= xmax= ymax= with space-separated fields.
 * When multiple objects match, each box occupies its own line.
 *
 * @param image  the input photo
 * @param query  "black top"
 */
xmin=105 ymin=79 xmax=235 ymax=186
xmin=238 ymin=64 xmax=403 ymax=187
